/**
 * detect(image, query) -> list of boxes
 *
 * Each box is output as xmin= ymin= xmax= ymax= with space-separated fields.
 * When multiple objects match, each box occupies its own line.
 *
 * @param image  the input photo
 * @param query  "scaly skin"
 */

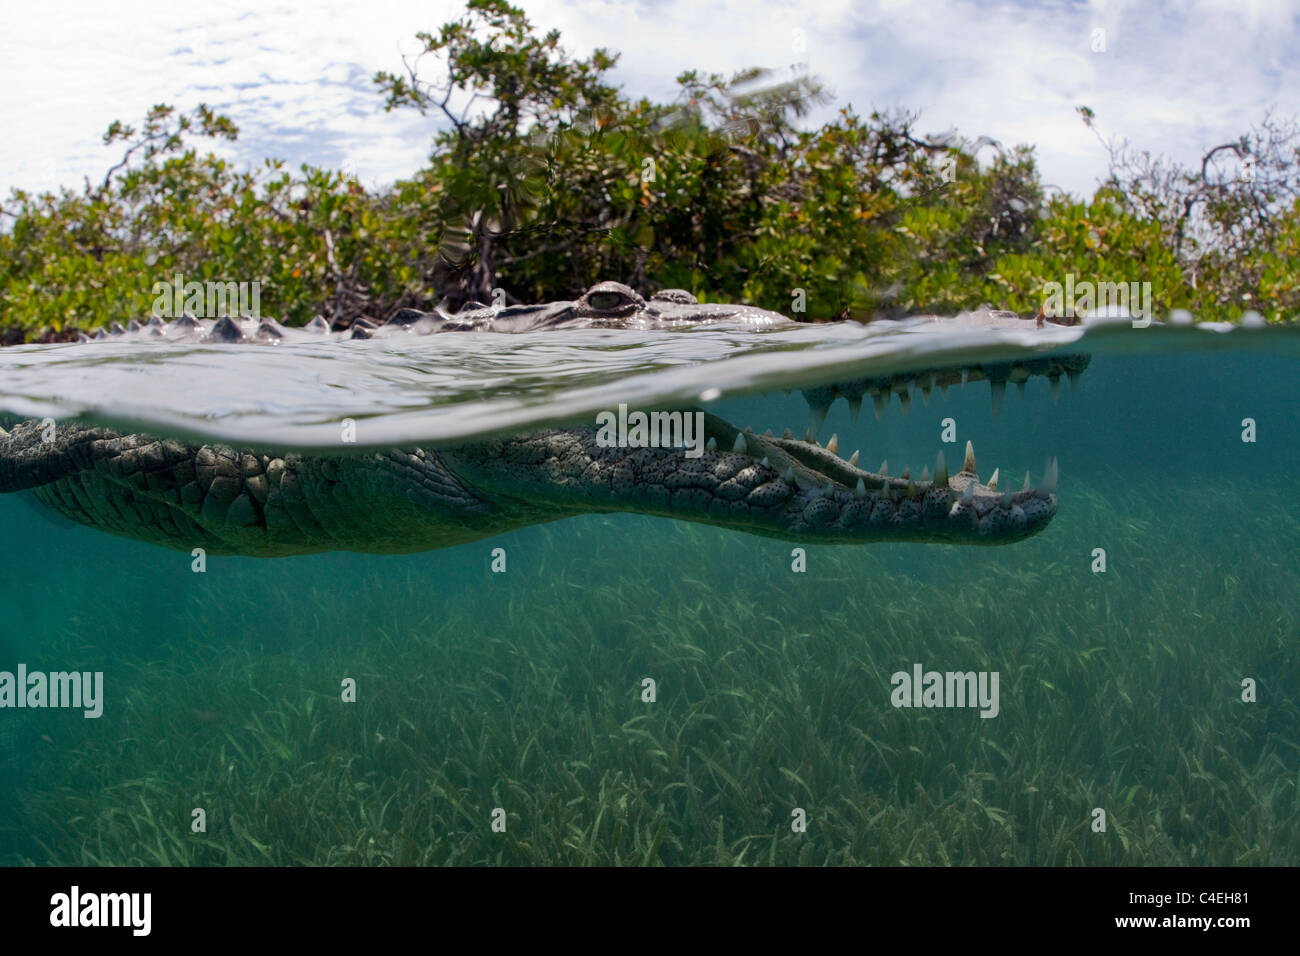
xmin=0 ymin=282 xmax=1078 ymax=556
xmin=0 ymin=413 xmax=1056 ymax=556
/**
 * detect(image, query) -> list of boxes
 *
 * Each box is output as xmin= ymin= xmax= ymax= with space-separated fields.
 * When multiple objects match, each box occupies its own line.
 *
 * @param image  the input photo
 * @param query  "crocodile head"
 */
xmin=83 ymin=280 xmax=789 ymax=343
xmin=4 ymin=283 xmax=1084 ymax=555
xmin=441 ymin=411 xmax=1060 ymax=548
xmin=497 ymin=281 xmax=790 ymax=329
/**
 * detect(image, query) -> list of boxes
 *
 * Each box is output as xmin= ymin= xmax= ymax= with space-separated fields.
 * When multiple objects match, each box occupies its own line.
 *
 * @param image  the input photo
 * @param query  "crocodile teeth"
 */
xmin=935 ymin=451 xmax=948 ymax=487
xmin=1067 ymin=370 xmax=1081 ymax=391
xmin=784 ymin=467 xmax=796 ymax=483
xmin=940 ymin=383 xmax=950 ymax=400
xmin=823 ymin=482 xmax=835 ymax=498
xmin=921 ymin=465 xmax=931 ymax=482
xmin=898 ymin=391 xmax=911 ymax=416
xmin=1016 ymin=381 xmax=1027 ymax=399
xmin=706 ymin=437 xmax=718 ymax=453
xmin=807 ymin=404 xmax=829 ymax=441
xmin=733 ymin=433 xmax=747 ymax=454
xmin=1039 ymin=457 xmax=1059 ymax=495
xmin=826 ymin=434 xmax=839 ymax=455
xmin=1002 ymin=491 xmax=1013 ymax=507
xmin=760 ymin=457 xmax=770 ymax=468
xmin=879 ymin=460 xmax=889 ymax=478
xmin=962 ymin=440 xmax=976 ymax=476
xmin=962 ymin=483 xmax=975 ymax=502
xmin=764 ymin=428 xmax=774 ymax=438
xmin=987 ymin=467 xmax=1000 ymax=491
xmin=901 ymin=467 xmax=910 ymax=480
xmin=855 ymin=478 xmax=867 ymax=498
xmin=920 ymin=386 xmax=932 ymax=407
xmin=1050 ymin=376 xmax=1062 ymax=405
xmin=783 ymin=428 xmax=794 ymax=440
xmin=847 ymin=397 xmax=862 ymax=423
xmin=990 ymin=381 xmax=1005 ymax=416
xmin=1022 ymin=471 xmax=1031 ymax=491
xmin=849 ymin=450 xmax=860 ymax=467
xmin=873 ymin=392 xmax=889 ymax=420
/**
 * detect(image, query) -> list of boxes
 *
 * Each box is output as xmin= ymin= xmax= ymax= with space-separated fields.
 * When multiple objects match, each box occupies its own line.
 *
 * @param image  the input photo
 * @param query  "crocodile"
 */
xmin=0 ymin=282 xmax=1085 ymax=557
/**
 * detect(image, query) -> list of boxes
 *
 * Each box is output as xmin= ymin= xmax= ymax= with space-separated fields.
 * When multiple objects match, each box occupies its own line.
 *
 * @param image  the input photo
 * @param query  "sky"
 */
xmin=0 ymin=0 xmax=1295 ymax=201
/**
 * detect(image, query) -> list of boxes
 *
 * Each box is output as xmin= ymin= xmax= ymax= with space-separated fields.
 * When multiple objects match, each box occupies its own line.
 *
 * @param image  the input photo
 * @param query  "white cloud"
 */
xmin=0 ymin=0 xmax=1293 ymax=201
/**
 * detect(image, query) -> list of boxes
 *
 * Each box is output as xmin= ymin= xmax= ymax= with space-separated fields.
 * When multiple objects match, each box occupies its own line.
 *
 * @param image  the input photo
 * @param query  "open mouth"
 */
xmin=674 ymin=351 xmax=1088 ymax=544
xmin=799 ymin=352 xmax=1093 ymax=427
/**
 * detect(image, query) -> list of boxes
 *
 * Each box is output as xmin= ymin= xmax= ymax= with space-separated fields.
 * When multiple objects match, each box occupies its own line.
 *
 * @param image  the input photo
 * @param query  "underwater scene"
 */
xmin=1 ymin=316 xmax=1296 ymax=866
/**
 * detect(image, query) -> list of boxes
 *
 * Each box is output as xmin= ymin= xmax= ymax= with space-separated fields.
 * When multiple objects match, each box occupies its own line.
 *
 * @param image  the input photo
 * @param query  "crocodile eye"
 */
xmin=587 ymin=290 xmax=630 ymax=311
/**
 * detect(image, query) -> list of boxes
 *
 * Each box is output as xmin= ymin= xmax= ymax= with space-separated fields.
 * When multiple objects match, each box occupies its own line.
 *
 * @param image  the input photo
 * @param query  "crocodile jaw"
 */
xmin=440 ymin=412 xmax=1057 ymax=546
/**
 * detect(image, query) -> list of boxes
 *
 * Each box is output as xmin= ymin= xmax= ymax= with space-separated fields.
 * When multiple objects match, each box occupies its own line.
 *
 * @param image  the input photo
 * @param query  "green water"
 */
xmin=1 ymin=338 xmax=1297 ymax=865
